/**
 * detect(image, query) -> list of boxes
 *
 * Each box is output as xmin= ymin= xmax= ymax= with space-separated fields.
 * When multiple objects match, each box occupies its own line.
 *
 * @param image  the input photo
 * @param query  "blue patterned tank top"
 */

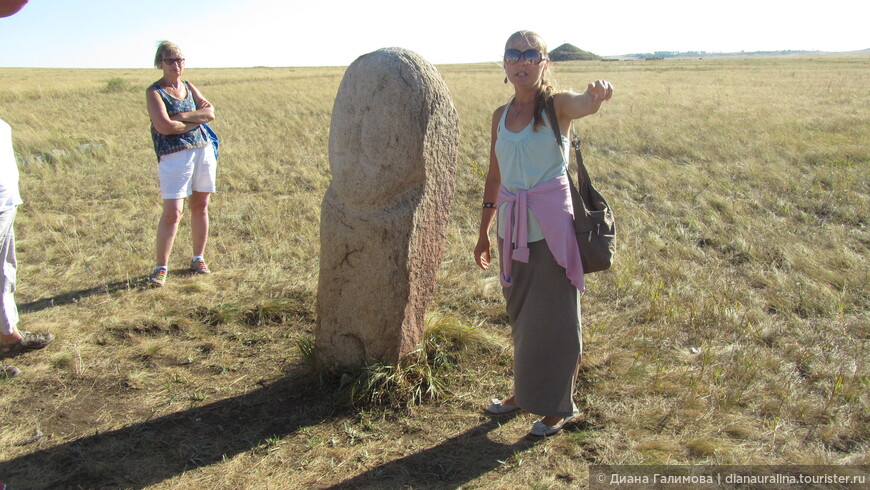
xmin=150 ymin=81 xmax=209 ymax=160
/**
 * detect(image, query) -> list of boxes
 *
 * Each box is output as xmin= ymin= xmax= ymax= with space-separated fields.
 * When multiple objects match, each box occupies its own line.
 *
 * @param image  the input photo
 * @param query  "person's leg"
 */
xmin=0 ymin=208 xmax=52 ymax=356
xmin=155 ymin=198 xmax=184 ymax=267
xmin=189 ymin=144 xmax=216 ymax=273
xmin=155 ymin=148 xmax=197 ymax=272
xmin=188 ymin=191 xmax=210 ymax=257
xmin=537 ymin=359 xmax=583 ymax=427
xmin=505 ymin=240 xmax=582 ymax=434
xmin=0 ymin=208 xmax=19 ymax=343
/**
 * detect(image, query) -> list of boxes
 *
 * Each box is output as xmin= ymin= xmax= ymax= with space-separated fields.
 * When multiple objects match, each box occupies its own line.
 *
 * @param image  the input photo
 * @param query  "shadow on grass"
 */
xmin=0 ymin=374 xmax=334 ymax=487
xmin=18 ymin=271 xmax=206 ymax=314
xmin=0 ymin=374 xmax=541 ymax=488
xmin=327 ymin=412 xmax=540 ymax=489
xmin=18 ymin=277 xmax=151 ymax=314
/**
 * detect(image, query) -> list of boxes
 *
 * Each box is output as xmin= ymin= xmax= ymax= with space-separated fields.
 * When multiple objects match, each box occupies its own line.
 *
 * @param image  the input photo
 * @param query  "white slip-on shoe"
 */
xmin=486 ymin=398 xmax=520 ymax=414
xmin=529 ymin=414 xmax=575 ymax=436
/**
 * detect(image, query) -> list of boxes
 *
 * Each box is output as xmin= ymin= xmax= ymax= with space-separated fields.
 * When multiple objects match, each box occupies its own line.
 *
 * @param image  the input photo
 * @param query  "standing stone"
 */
xmin=315 ymin=48 xmax=459 ymax=368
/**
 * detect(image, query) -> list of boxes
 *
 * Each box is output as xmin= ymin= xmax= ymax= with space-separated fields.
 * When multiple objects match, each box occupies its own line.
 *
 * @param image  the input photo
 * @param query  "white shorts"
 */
xmin=158 ymin=146 xmax=217 ymax=199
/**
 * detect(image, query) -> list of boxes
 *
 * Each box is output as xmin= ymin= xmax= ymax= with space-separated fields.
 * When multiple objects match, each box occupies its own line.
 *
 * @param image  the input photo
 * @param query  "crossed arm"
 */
xmin=146 ymin=82 xmax=215 ymax=135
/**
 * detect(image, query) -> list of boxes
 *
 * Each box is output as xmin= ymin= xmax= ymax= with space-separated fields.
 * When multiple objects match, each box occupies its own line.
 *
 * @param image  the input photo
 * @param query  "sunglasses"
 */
xmin=504 ymin=48 xmax=546 ymax=65
xmin=163 ymin=58 xmax=185 ymax=65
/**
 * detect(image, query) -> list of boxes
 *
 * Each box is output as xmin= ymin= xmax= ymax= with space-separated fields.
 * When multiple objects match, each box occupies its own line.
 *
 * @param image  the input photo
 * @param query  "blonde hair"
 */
xmin=154 ymin=40 xmax=183 ymax=68
xmin=505 ymin=30 xmax=557 ymax=132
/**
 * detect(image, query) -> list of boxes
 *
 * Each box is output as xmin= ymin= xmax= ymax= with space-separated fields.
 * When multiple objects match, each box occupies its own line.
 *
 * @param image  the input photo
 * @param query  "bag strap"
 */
xmin=544 ymin=97 xmax=590 ymax=188
xmin=545 ymin=96 xmax=603 ymax=233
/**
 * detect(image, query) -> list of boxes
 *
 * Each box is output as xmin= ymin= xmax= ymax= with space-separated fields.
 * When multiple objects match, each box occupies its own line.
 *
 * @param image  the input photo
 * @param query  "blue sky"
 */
xmin=1 ymin=0 xmax=867 ymax=68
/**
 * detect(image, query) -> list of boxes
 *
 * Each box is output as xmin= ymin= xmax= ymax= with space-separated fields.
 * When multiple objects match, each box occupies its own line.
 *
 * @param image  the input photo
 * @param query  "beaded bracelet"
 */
xmin=483 ymin=202 xmax=496 ymax=208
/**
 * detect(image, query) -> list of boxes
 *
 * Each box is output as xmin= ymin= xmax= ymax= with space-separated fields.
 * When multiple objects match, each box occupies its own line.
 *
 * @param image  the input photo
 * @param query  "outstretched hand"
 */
xmin=587 ymin=80 xmax=614 ymax=103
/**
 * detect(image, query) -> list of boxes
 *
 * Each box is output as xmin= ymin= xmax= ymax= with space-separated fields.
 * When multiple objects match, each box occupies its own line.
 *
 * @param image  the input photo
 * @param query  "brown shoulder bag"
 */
xmin=545 ymin=97 xmax=616 ymax=274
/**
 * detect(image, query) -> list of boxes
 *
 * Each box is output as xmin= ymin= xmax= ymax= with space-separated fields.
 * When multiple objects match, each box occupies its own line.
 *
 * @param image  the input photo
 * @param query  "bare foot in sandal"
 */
xmin=0 ymin=330 xmax=54 ymax=359
xmin=530 ymin=413 xmax=578 ymax=437
xmin=486 ymin=395 xmax=520 ymax=414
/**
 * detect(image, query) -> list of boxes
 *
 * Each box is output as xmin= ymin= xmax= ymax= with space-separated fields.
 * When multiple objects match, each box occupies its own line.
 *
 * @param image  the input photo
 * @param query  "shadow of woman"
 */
xmin=0 ymin=375 xmax=342 ymax=488
xmin=18 ymin=269 xmax=212 ymax=314
xmin=0 ymin=376 xmax=543 ymax=489
xmin=326 ymin=412 xmax=542 ymax=489
xmin=17 ymin=277 xmax=151 ymax=314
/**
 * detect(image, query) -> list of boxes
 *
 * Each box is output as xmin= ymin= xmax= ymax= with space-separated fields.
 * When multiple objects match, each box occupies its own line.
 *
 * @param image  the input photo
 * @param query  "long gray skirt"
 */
xmin=501 ymin=239 xmax=582 ymax=418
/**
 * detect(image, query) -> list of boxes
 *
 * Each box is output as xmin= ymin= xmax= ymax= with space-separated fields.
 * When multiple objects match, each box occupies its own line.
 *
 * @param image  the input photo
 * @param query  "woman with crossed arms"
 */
xmin=146 ymin=41 xmax=217 ymax=287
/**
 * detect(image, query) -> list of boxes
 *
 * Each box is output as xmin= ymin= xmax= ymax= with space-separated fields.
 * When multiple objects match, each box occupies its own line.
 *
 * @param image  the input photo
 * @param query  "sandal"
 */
xmin=529 ymin=414 xmax=576 ymax=437
xmin=486 ymin=397 xmax=520 ymax=414
xmin=0 ymin=331 xmax=54 ymax=359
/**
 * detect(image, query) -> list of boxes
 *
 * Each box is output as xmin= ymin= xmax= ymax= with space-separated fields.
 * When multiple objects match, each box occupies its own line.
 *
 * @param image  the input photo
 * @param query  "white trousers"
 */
xmin=0 ymin=207 xmax=18 ymax=335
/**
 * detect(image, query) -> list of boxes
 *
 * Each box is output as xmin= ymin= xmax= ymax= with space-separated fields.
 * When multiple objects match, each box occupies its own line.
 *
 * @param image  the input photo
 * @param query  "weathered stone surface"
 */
xmin=316 ymin=48 xmax=459 ymax=368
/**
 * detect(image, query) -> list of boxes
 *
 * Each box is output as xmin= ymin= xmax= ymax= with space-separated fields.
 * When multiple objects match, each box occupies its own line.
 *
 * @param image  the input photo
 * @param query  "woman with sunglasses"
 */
xmin=474 ymin=30 xmax=613 ymax=436
xmin=146 ymin=41 xmax=217 ymax=287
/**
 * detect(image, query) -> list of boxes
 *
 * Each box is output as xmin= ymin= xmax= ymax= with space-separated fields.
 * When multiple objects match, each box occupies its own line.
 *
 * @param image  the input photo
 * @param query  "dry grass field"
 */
xmin=0 ymin=56 xmax=867 ymax=488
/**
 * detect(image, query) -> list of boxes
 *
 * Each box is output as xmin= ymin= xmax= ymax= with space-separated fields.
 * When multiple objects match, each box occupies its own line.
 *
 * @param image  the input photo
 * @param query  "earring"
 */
xmin=504 ymin=76 xmax=508 ymax=84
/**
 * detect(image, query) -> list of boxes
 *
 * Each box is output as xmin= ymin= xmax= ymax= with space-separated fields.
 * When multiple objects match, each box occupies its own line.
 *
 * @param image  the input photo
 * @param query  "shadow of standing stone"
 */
xmin=316 ymin=47 xmax=459 ymax=368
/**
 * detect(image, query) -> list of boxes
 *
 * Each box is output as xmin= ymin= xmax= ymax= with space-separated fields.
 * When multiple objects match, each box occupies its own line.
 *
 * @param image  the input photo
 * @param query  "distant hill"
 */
xmin=549 ymin=44 xmax=601 ymax=61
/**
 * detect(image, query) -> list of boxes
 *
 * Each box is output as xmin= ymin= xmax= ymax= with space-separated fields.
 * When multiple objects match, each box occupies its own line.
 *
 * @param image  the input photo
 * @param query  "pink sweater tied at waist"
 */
xmin=497 ymin=174 xmax=585 ymax=292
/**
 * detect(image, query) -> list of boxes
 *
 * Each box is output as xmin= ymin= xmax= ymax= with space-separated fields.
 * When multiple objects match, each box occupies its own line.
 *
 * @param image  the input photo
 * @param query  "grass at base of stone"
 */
xmin=299 ymin=317 xmax=507 ymax=409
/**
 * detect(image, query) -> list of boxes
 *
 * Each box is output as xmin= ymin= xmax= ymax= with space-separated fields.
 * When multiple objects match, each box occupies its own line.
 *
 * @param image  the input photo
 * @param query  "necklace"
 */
xmin=509 ymin=101 xmax=531 ymax=120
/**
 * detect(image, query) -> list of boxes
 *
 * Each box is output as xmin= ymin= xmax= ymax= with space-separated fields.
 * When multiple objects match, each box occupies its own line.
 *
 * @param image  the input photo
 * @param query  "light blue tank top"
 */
xmin=495 ymin=99 xmax=569 ymax=242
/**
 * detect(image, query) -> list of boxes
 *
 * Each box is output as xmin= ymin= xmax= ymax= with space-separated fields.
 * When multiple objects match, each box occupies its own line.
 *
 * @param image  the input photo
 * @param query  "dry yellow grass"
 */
xmin=0 ymin=56 xmax=867 ymax=488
